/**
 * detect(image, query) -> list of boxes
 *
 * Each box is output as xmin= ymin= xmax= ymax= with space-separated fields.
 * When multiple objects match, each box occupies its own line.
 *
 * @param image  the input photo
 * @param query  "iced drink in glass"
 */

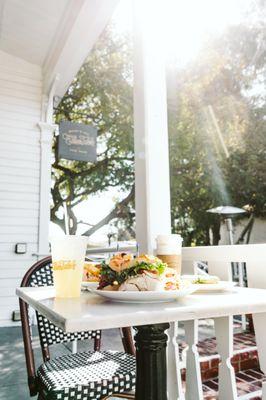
xmin=51 ymin=235 xmax=88 ymax=298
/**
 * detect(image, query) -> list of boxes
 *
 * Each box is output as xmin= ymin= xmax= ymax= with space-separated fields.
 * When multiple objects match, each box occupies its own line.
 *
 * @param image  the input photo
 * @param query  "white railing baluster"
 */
xmin=72 ymin=339 xmax=77 ymax=353
xmin=252 ymin=312 xmax=266 ymax=399
xmin=183 ymin=320 xmax=203 ymax=400
xmin=167 ymin=322 xmax=185 ymax=400
xmin=214 ymin=316 xmax=238 ymax=400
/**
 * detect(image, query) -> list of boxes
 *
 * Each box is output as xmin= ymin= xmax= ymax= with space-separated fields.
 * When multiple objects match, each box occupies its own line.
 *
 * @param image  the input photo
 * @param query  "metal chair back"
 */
xmin=26 ymin=256 xmax=101 ymax=352
xmin=19 ymin=256 xmax=101 ymax=396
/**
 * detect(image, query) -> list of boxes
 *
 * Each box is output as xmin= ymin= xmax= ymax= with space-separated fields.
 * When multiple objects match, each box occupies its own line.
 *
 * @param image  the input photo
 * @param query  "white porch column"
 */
xmin=37 ymin=122 xmax=55 ymax=256
xmin=133 ymin=0 xmax=171 ymax=253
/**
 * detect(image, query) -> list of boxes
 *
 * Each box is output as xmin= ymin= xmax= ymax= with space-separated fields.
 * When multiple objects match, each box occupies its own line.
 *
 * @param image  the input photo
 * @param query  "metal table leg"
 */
xmin=134 ymin=323 xmax=170 ymax=400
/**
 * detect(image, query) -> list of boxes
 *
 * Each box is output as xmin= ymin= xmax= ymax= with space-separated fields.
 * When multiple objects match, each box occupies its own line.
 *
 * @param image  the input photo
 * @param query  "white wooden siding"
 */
xmin=0 ymin=49 xmax=42 ymax=326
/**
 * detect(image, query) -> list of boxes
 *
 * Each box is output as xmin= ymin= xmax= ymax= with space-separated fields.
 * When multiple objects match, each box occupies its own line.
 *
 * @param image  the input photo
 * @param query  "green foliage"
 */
xmin=168 ymin=6 xmax=266 ymax=245
xmin=52 ymin=5 xmax=265 ymax=245
xmin=52 ymin=29 xmax=135 ymax=234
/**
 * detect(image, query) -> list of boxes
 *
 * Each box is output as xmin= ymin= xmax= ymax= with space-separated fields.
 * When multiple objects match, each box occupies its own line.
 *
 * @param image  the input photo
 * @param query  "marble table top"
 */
xmin=16 ymin=286 xmax=266 ymax=332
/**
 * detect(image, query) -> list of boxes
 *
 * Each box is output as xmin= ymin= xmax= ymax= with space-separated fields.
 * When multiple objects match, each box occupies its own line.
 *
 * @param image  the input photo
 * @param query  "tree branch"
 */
xmin=82 ymin=185 xmax=135 ymax=237
xmin=51 ymin=214 xmax=66 ymax=233
xmin=53 ymin=164 xmax=75 ymax=176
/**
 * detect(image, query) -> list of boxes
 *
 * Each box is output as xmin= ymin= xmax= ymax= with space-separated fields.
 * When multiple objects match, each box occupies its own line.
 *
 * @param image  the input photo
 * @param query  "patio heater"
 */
xmin=207 ymin=205 xmax=247 ymax=329
xmin=207 ymin=206 xmax=246 ymax=245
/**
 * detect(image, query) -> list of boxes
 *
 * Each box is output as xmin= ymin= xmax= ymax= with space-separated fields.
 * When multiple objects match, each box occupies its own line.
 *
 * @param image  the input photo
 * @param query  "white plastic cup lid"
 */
xmin=50 ymin=234 xmax=88 ymax=242
xmin=156 ymin=234 xmax=183 ymax=244
xmin=50 ymin=235 xmax=88 ymax=260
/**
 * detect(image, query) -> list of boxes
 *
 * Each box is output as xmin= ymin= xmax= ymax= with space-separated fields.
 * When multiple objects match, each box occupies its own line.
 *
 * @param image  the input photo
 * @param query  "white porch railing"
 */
xmin=32 ymin=243 xmax=138 ymax=258
xmin=168 ymin=243 xmax=266 ymax=400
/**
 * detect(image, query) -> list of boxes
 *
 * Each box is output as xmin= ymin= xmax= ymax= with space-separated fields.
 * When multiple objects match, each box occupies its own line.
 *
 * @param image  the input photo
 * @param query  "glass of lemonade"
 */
xmin=51 ymin=235 xmax=88 ymax=298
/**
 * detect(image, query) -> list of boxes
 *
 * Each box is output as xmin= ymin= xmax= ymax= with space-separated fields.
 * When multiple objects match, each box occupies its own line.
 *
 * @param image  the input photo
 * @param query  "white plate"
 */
xmin=194 ymin=281 xmax=237 ymax=292
xmin=81 ymin=282 xmax=98 ymax=291
xmin=91 ymin=285 xmax=197 ymax=303
xmin=182 ymin=276 xmax=237 ymax=292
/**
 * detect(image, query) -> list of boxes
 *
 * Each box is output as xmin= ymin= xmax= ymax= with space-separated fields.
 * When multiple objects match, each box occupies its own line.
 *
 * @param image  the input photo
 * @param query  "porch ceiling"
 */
xmin=0 ymin=0 xmax=120 ymax=97
xmin=0 ymin=0 xmax=72 ymax=66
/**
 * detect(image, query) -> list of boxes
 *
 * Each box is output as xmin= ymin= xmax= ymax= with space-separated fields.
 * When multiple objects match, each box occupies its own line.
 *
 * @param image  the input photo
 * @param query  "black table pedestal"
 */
xmin=133 ymin=323 xmax=170 ymax=400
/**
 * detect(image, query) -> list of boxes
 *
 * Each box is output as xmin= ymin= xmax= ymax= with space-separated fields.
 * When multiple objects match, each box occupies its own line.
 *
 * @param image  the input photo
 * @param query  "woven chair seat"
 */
xmin=37 ymin=350 xmax=136 ymax=400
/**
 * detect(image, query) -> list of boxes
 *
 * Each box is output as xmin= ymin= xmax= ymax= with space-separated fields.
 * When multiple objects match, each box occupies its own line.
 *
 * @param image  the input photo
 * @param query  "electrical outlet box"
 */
xmin=12 ymin=310 xmax=21 ymax=321
xmin=15 ymin=243 xmax=27 ymax=254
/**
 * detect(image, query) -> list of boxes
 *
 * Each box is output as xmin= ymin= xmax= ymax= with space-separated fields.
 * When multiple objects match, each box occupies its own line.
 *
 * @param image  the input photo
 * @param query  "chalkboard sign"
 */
xmin=58 ymin=121 xmax=97 ymax=162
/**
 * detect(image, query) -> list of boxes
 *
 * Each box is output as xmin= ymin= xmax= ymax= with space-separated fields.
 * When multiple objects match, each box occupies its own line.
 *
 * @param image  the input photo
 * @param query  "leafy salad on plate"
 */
xmin=98 ymin=253 xmax=190 ymax=292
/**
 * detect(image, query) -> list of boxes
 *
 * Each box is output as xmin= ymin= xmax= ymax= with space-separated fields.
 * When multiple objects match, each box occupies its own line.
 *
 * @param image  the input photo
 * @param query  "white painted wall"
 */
xmin=0 ymin=50 xmax=42 ymax=326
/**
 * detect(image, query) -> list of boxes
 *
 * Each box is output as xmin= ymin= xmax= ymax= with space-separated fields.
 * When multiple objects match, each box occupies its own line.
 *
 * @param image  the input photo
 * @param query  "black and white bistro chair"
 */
xmin=19 ymin=256 xmax=136 ymax=400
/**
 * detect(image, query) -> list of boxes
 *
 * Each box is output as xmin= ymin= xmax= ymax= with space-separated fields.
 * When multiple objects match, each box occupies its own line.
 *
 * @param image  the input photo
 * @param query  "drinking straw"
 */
xmin=63 ymin=201 xmax=70 ymax=235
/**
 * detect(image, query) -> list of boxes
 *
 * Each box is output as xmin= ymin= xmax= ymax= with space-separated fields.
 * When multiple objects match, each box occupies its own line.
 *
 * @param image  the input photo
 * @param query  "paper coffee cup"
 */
xmin=156 ymin=234 xmax=183 ymax=275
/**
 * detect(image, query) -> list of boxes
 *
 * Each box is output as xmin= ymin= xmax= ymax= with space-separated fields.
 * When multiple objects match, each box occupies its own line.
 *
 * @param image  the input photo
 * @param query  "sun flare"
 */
xmin=113 ymin=0 xmax=250 ymax=65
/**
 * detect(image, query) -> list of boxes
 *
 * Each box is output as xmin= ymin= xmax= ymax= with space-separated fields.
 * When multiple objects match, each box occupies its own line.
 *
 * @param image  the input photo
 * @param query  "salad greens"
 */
xmin=99 ymin=259 xmax=167 ymax=289
xmin=193 ymin=276 xmax=218 ymax=284
xmin=194 ymin=277 xmax=208 ymax=284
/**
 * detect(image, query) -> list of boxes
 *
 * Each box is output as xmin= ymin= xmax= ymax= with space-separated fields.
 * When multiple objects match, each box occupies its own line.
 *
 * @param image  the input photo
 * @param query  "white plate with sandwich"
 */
xmin=82 ymin=262 xmax=100 ymax=290
xmin=182 ymin=275 xmax=237 ymax=292
xmin=92 ymin=253 xmax=197 ymax=303
xmin=91 ymin=285 xmax=196 ymax=303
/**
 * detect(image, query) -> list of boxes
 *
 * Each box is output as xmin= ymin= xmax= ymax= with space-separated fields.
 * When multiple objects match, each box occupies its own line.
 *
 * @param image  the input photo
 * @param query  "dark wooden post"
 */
xmin=134 ymin=323 xmax=170 ymax=400
xmin=121 ymin=327 xmax=136 ymax=356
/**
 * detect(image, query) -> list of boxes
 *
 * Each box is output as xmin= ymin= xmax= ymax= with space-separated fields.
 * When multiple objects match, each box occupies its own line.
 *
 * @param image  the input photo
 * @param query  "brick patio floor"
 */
xmin=202 ymin=368 xmax=265 ymax=399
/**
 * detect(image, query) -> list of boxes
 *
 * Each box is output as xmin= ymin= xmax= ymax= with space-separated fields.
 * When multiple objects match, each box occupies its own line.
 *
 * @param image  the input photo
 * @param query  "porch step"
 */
xmin=179 ymin=332 xmax=259 ymax=382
